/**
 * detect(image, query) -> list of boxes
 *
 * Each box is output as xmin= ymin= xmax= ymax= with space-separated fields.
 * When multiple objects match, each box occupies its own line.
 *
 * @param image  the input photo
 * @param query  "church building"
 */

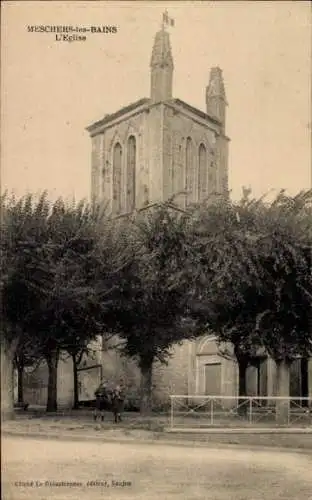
xmin=20 ymin=23 xmax=311 ymax=410
xmin=84 ymin=24 xmax=311 ymax=408
xmin=87 ymin=26 xmax=229 ymax=213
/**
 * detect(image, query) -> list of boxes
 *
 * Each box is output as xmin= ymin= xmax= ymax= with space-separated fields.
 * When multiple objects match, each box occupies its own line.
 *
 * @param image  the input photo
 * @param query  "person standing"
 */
xmin=93 ymin=379 xmax=110 ymax=422
xmin=111 ymin=380 xmax=126 ymax=423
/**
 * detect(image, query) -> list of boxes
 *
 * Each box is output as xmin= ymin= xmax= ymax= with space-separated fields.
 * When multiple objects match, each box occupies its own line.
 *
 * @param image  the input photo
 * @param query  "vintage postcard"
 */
xmin=1 ymin=1 xmax=311 ymax=499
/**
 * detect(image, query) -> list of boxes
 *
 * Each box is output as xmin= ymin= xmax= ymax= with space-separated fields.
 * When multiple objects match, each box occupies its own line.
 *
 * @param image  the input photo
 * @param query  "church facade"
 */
xmin=20 ymin=26 xmax=311 ymax=409
xmin=87 ymin=28 xmax=229 ymax=213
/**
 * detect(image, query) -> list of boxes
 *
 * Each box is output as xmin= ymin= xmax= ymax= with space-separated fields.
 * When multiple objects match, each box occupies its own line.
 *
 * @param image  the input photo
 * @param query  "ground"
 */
xmin=3 ymin=412 xmax=312 ymax=450
xmin=3 ymin=436 xmax=312 ymax=500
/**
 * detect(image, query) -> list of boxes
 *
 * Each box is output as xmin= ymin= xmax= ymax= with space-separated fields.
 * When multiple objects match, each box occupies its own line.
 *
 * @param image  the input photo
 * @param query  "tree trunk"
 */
xmin=17 ymin=364 xmax=24 ymax=403
xmin=275 ymin=359 xmax=290 ymax=425
xmin=46 ymin=350 xmax=59 ymax=412
xmin=72 ymin=355 xmax=79 ymax=410
xmin=301 ymin=357 xmax=309 ymax=406
xmin=1 ymin=337 xmax=18 ymax=421
xmin=139 ymin=357 xmax=153 ymax=415
xmin=233 ymin=343 xmax=249 ymax=417
xmin=237 ymin=358 xmax=248 ymax=416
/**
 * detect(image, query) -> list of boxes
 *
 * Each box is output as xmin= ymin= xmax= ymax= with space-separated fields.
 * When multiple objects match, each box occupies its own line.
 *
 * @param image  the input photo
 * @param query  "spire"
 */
xmin=206 ymin=67 xmax=227 ymax=129
xmin=150 ymin=27 xmax=174 ymax=102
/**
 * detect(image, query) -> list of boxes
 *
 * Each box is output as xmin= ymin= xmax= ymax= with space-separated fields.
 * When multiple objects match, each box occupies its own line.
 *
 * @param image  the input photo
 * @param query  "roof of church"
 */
xmin=86 ymin=97 xmax=151 ymax=133
xmin=86 ymin=97 xmax=221 ymax=135
xmin=171 ymin=98 xmax=221 ymax=126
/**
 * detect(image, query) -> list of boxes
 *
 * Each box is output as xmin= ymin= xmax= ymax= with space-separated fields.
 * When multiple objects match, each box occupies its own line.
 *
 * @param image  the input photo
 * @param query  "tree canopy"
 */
xmin=1 ymin=193 xmax=130 ymax=414
xmin=101 ymin=203 xmax=202 ymax=412
xmin=187 ymin=189 xmax=312 ymax=381
xmin=1 ymin=188 xmax=311 ymax=419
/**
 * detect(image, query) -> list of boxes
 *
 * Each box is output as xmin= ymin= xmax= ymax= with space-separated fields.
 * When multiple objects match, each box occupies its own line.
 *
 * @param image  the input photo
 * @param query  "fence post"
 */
xmin=249 ymin=397 xmax=252 ymax=424
xmin=211 ymin=398 xmax=214 ymax=426
xmin=170 ymin=396 xmax=174 ymax=430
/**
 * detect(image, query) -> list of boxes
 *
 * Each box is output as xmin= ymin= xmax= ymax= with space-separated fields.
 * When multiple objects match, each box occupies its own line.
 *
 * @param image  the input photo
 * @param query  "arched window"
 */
xmin=175 ymin=144 xmax=183 ymax=194
xmin=113 ymin=142 xmax=122 ymax=213
xmin=208 ymin=160 xmax=217 ymax=195
xmin=198 ymin=143 xmax=207 ymax=201
xmin=185 ymin=137 xmax=194 ymax=206
xmin=126 ymin=136 xmax=136 ymax=212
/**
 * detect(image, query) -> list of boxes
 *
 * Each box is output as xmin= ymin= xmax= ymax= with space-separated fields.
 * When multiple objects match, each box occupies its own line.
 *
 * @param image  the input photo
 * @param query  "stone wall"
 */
xmin=21 ymin=342 xmax=312 ymax=409
xmin=99 ymin=340 xmax=191 ymax=409
xmin=92 ymin=110 xmax=149 ymax=211
xmin=91 ymin=100 xmax=229 ymax=212
xmin=162 ymin=104 xmax=222 ymax=205
xmin=90 ymin=134 xmax=102 ymax=201
xmin=22 ymin=353 xmax=74 ymax=408
xmin=153 ymin=342 xmax=190 ymax=408
xmin=147 ymin=104 xmax=163 ymax=204
xmin=216 ymin=134 xmax=229 ymax=194
xmin=23 ymin=362 xmax=48 ymax=407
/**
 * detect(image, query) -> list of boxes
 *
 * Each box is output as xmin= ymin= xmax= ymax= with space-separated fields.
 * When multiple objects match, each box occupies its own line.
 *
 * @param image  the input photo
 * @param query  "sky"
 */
xmin=1 ymin=1 xmax=311 ymax=202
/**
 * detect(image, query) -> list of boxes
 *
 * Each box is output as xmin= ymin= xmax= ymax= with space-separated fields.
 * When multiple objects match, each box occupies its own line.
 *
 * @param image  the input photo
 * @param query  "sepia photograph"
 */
xmin=1 ymin=1 xmax=312 ymax=499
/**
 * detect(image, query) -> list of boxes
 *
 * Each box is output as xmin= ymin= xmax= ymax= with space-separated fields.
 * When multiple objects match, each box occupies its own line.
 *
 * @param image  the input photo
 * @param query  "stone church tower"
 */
xmin=87 ymin=26 xmax=229 ymax=212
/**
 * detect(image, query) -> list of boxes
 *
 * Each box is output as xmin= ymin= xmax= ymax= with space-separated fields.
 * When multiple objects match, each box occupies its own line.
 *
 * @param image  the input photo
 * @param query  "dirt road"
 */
xmin=3 ymin=436 xmax=312 ymax=499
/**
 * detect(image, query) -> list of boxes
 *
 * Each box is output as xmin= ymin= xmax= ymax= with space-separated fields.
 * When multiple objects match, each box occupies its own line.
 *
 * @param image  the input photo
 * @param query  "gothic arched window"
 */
xmin=126 ymin=136 xmax=136 ymax=212
xmin=113 ymin=142 xmax=122 ymax=213
xmin=198 ymin=143 xmax=207 ymax=201
xmin=208 ymin=159 xmax=217 ymax=195
xmin=185 ymin=137 xmax=194 ymax=206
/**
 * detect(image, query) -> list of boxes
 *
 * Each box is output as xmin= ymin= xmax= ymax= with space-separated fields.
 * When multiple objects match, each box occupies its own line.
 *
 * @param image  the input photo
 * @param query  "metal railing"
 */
xmin=169 ymin=395 xmax=312 ymax=429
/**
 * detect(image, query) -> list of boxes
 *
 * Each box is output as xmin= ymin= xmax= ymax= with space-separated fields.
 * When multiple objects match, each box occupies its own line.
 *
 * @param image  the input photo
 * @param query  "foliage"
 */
xmin=1 ymin=192 xmax=127 ymax=355
xmin=187 ymin=189 xmax=312 ymax=363
xmin=14 ymin=334 xmax=43 ymax=371
xmin=2 ymin=187 xmax=311 ymax=414
xmin=1 ymin=192 xmax=134 ymax=412
xmin=103 ymin=203 xmax=201 ymax=370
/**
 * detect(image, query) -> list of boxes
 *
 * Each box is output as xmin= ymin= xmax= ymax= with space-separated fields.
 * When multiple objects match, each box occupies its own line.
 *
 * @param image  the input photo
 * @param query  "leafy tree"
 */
xmin=184 ymin=193 xmax=263 ymax=406
xmin=1 ymin=192 xmax=49 ymax=419
xmin=187 ymin=190 xmax=312 ymax=422
xmin=21 ymin=197 xmax=125 ymax=412
xmin=1 ymin=193 xmax=125 ymax=416
xmin=246 ymin=190 xmax=312 ymax=421
xmin=104 ymin=203 xmax=201 ymax=414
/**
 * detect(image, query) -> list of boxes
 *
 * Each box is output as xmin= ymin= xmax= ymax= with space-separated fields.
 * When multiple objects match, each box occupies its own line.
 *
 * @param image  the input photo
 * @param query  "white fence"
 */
xmin=169 ymin=395 xmax=312 ymax=429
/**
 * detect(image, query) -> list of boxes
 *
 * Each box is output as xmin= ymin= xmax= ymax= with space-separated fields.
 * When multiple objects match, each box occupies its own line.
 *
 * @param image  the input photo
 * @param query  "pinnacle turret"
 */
xmin=150 ymin=28 xmax=174 ymax=102
xmin=206 ymin=67 xmax=227 ymax=129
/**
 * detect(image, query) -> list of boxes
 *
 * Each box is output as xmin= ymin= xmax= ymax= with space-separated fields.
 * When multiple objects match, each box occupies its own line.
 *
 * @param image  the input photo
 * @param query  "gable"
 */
xmin=172 ymin=98 xmax=221 ymax=126
xmin=86 ymin=98 xmax=151 ymax=136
